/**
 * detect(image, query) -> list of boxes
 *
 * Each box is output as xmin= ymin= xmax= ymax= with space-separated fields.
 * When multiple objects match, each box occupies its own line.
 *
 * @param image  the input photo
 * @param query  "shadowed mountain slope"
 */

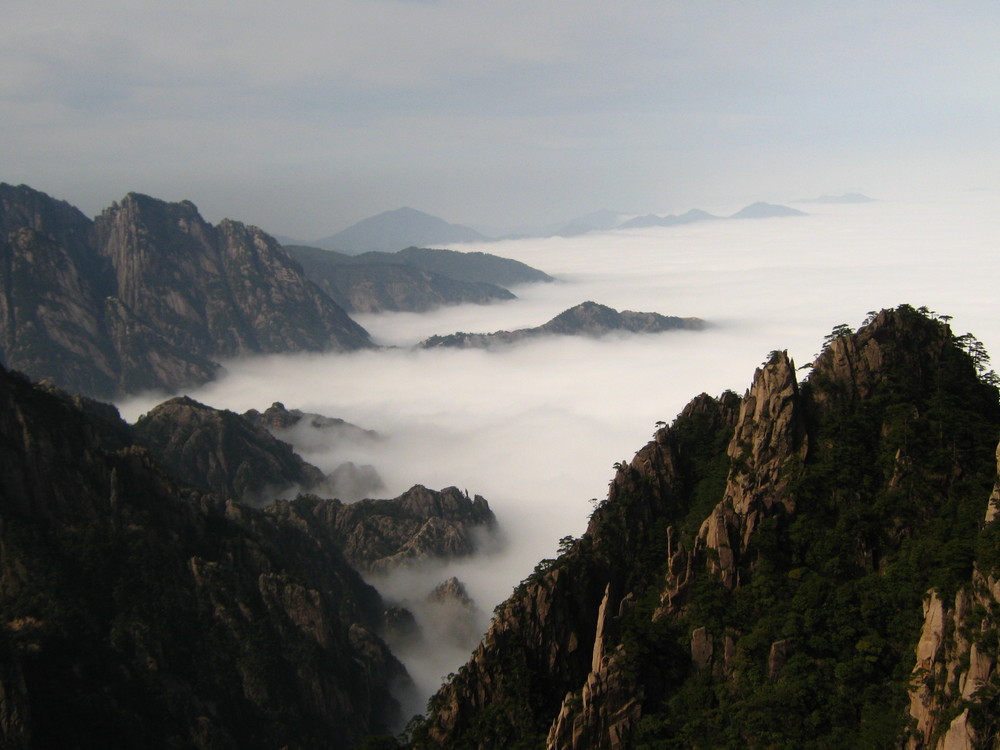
xmin=286 ymin=244 xmax=517 ymax=313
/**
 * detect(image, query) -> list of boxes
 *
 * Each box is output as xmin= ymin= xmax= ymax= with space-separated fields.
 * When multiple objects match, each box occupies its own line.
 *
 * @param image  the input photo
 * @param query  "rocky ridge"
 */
xmin=0 ymin=183 xmax=372 ymax=399
xmin=286 ymin=244 xmax=517 ymax=313
xmin=411 ymin=306 xmax=1000 ymax=749
xmin=270 ymin=486 xmax=497 ymax=574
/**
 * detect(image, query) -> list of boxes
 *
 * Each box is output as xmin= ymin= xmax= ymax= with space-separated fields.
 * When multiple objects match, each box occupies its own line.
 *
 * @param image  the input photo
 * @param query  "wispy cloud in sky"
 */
xmin=3 ymin=2 xmax=999 ymax=236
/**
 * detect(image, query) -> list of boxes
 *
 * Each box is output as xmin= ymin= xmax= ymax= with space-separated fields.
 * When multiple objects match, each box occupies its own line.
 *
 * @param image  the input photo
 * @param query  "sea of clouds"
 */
xmin=117 ymin=191 xmax=1000 ymax=716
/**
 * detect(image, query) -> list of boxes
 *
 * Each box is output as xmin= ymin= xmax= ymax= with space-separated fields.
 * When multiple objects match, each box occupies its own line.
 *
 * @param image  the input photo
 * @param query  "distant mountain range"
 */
xmin=0 ymin=183 xmax=555 ymax=397
xmin=301 ymin=201 xmax=811 ymax=252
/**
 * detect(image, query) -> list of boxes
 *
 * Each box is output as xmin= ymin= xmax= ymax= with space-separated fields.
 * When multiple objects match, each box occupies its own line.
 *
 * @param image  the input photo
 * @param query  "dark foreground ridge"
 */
xmin=0 ymin=365 xmax=497 ymax=749
xmin=409 ymin=305 xmax=1000 ymax=750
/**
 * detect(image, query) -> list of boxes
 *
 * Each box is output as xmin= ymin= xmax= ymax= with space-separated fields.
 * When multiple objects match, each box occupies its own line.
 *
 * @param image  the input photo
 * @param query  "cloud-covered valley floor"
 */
xmin=117 ymin=193 xmax=1000 ymax=713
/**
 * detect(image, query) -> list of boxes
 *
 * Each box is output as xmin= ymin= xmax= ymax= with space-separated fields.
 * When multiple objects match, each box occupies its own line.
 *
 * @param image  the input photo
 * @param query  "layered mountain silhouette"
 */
xmin=617 ymin=202 xmax=805 ymax=230
xmin=305 ymin=200 xmax=810 ymax=249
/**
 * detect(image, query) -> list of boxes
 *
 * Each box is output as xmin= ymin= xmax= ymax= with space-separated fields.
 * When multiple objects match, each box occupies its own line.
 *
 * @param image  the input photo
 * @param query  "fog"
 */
xmin=117 ymin=192 xmax=1000 ymax=715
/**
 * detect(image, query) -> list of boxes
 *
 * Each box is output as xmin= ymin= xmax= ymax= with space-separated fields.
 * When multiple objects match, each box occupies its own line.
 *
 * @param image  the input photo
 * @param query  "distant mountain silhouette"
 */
xmin=728 ymin=201 xmax=807 ymax=219
xmin=543 ymin=210 xmax=635 ymax=237
xmin=617 ymin=208 xmax=719 ymax=230
xmin=617 ymin=203 xmax=804 ymax=229
xmin=313 ymin=207 xmax=487 ymax=254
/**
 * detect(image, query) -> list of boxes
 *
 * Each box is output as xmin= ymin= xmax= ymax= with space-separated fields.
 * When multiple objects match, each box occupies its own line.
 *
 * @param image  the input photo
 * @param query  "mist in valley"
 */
xmin=117 ymin=192 xmax=1000 ymax=718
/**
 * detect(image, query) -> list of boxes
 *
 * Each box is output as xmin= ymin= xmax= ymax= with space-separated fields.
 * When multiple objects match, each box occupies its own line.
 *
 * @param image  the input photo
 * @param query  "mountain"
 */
xmin=728 ymin=201 xmax=807 ymax=219
xmin=132 ymin=396 xmax=335 ymax=505
xmin=0 ymin=365 xmax=405 ymax=748
xmin=0 ymin=183 xmax=372 ymax=399
xmin=0 ymin=363 xmax=504 ymax=747
xmin=419 ymin=301 xmax=705 ymax=348
xmin=285 ymin=244 xmax=517 ymax=313
xmin=314 ymin=207 xmax=488 ymax=254
xmin=617 ymin=204 xmax=802 ymax=230
xmin=354 ymin=246 xmax=554 ymax=287
xmin=410 ymin=306 xmax=1000 ymax=749
xmin=543 ymin=210 xmax=636 ymax=237
xmin=271 ymin=486 xmax=497 ymax=574
xmin=618 ymin=208 xmax=720 ymax=230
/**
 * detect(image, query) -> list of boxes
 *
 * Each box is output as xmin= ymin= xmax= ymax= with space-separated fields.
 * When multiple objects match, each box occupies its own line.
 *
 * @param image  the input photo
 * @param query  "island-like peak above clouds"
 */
xmin=419 ymin=301 xmax=705 ymax=348
xmin=312 ymin=206 xmax=488 ymax=254
xmin=617 ymin=202 xmax=804 ymax=229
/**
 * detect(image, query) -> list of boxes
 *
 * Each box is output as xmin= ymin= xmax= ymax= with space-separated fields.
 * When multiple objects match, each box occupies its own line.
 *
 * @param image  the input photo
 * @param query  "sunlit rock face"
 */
xmin=413 ymin=307 xmax=1000 ymax=750
xmin=269 ymin=485 xmax=498 ymax=574
xmin=0 ymin=183 xmax=372 ymax=399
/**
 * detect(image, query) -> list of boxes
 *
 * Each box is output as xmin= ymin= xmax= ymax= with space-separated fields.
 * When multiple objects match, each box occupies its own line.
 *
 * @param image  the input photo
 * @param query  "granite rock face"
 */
xmin=133 ymin=396 xmax=331 ymax=505
xmin=413 ymin=307 xmax=1000 ymax=750
xmin=268 ymin=485 xmax=498 ymax=574
xmin=0 ymin=184 xmax=372 ymax=398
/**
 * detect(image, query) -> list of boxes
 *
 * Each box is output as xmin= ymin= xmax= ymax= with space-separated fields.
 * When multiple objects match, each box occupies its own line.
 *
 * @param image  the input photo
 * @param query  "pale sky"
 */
xmin=3 ymin=1 xmax=999 ymax=237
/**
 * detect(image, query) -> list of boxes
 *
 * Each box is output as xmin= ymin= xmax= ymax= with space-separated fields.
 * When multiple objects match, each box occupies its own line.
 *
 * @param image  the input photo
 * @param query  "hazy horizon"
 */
xmin=4 ymin=3 xmax=999 ymax=237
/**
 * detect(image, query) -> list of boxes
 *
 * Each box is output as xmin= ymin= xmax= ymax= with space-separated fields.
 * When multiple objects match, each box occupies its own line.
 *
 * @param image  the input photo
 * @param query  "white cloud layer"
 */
xmin=117 ymin=194 xmax=1000 ymax=713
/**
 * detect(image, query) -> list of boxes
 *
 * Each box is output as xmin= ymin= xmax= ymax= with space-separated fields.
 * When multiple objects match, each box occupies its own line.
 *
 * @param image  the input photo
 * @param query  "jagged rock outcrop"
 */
xmin=425 ymin=577 xmax=484 ymax=648
xmin=696 ymin=350 xmax=807 ymax=588
xmin=0 ymin=364 xmax=407 ymax=749
xmin=286 ymin=244 xmax=517 ymax=313
xmin=412 ymin=306 xmax=1000 ymax=750
xmin=0 ymin=183 xmax=372 ymax=398
xmin=133 ymin=396 xmax=332 ymax=505
xmin=243 ymin=401 xmax=381 ymax=447
xmin=267 ymin=485 xmax=498 ymax=573
xmin=419 ymin=301 xmax=705 ymax=348
xmin=904 ymin=448 xmax=1000 ymax=749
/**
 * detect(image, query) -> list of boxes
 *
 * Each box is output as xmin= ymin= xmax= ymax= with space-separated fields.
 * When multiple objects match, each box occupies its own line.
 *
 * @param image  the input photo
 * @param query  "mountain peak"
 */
xmin=312 ymin=208 xmax=487 ymax=254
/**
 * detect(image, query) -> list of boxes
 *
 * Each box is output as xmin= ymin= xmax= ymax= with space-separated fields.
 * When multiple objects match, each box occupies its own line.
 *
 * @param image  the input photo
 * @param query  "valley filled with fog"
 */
xmin=117 ymin=193 xmax=999 ymax=713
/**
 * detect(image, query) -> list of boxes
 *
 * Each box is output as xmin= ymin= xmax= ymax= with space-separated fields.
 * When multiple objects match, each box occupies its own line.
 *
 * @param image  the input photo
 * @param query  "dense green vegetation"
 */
xmin=411 ymin=306 xmax=1000 ymax=750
